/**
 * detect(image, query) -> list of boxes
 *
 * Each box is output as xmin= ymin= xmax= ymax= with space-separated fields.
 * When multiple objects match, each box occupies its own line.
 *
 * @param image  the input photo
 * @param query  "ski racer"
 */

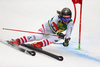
xmin=10 ymin=7 xmax=74 ymax=49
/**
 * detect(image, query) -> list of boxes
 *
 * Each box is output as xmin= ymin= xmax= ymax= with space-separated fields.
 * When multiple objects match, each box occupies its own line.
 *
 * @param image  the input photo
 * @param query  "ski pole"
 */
xmin=2 ymin=28 xmax=58 ymax=37
xmin=54 ymin=43 xmax=63 ymax=44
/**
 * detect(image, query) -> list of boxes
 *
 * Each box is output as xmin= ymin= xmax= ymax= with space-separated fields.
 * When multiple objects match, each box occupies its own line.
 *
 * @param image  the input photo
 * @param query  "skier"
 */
xmin=10 ymin=7 xmax=73 ymax=49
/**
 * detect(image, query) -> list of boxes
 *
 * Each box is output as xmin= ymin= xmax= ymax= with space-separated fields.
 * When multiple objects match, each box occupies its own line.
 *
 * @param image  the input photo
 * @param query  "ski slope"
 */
xmin=0 ymin=0 xmax=100 ymax=67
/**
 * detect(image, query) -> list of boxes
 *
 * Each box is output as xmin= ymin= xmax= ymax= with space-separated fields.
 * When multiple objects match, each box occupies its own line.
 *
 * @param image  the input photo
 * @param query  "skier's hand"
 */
xmin=63 ymin=38 xmax=70 ymax=46
xmin=56 ymin=31 xmax=64 ymax=39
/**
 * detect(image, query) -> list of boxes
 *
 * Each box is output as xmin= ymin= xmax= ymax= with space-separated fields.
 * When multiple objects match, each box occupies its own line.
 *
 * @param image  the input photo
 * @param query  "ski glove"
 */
xmin=56 ymin=31 xmax=64 ymax=39
xmin=63 ymin=38 xmax=70 ymax=46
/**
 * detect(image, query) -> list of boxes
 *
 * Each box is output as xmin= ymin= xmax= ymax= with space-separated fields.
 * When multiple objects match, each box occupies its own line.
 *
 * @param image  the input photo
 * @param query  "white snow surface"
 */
xmin=0 ymin=0 xmax=100 ymax=67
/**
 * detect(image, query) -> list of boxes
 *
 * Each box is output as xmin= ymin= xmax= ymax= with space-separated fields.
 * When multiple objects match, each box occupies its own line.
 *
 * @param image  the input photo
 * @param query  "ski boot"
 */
xmin=31 ymin=42 xmax=43 ymax=50
xmin=10 ymin=39 xmax=21 ymax=46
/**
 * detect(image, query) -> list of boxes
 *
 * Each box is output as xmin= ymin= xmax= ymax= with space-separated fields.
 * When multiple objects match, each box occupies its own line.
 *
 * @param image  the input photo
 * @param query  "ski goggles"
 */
xmin=61 ymin=17 xmax=70 ymax=21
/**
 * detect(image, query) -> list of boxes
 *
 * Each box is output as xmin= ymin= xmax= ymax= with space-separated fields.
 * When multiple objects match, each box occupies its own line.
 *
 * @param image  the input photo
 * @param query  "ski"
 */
xmin=20 ymin=43 xmax=64 ymax=61
xmin=0 ymin=40 xmax=63 ymax=61
xmin=0 ymin=40 xmax=36 ymax=56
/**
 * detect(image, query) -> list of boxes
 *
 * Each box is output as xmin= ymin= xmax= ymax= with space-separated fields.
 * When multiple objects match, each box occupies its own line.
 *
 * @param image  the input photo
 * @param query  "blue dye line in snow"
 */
xmin=69 ymin=49 xmax=100 ymax=62
xmin=58 ymin=46 xmax=100 ymax=62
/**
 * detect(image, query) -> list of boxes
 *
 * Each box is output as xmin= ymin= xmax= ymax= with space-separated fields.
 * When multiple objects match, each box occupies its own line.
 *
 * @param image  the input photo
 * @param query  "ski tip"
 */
xmin=27 ymin=51 xmax=36 ymax=56
xmin=57 ymin=56 xmax=64 ymax=61
xmin=2 ymin=28 xmax=6 ymax=30
xmin=31 ymin=51 xmax=36 ymax=56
